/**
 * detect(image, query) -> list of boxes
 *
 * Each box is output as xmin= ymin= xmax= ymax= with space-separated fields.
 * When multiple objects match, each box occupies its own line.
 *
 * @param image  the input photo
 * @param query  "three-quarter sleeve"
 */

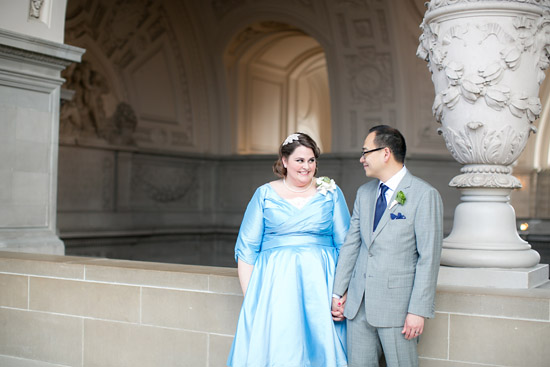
xmin=234 ymin=186 xmax=266 ymax=265
xmin=332 ymin=185 xmax=350 ymax=249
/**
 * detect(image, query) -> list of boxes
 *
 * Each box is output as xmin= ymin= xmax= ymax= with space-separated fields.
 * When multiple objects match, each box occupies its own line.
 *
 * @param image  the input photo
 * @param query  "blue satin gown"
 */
xmin=227 ymin=183 xmax=350 ymax=367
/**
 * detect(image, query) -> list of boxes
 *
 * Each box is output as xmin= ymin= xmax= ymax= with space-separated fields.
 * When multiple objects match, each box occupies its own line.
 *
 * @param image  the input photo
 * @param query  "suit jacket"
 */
xmin=333 ymin=171 xmax=443 ymax=327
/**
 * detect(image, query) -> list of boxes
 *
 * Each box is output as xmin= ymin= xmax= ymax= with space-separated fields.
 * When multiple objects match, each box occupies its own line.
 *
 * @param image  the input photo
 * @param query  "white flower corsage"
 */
xmin=316 ymin=176 xmax=336 ymax=195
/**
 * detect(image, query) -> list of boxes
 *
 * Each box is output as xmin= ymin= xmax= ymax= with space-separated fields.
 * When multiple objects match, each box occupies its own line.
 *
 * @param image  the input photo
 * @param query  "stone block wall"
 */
xmin=1 ymin=251 xmax=549 ymax=367
xmin=0 ymin=251 xmax=241 ymax=366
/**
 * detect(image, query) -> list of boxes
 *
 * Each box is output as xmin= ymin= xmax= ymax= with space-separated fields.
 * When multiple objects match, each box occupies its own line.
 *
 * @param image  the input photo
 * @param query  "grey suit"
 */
xmin=333 ymin=171 xmax=443 ymax=366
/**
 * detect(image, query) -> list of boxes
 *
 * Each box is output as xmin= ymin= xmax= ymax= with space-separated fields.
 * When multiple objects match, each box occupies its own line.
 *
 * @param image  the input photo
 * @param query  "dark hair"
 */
xmin=368 ymin=125 xmax=406 ymax=163
xmin=273 ymin=132 xmax=321 ymax=178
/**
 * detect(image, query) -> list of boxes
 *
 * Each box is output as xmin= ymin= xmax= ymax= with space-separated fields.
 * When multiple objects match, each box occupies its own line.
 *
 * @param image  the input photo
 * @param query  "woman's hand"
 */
xmin=331 ymin=292 xmax=347 ymax=321
xmin=237 ymin=259 xmax=254 ymax=295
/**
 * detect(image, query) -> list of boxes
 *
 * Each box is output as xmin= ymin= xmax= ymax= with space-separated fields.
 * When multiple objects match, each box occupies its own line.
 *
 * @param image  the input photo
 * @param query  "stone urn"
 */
xmin=417 ymin=0 xmax=550 ymax=268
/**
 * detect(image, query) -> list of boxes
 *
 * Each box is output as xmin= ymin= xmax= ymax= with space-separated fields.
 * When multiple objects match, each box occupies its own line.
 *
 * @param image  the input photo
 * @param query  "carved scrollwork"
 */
xmin=449 ymin=172 xmax=522 ymax=188
xmin=132 ymin=164 xmax=198 ymax=204
xmin=29 ymin=0 xmax=44 ymax=19
xmin=437 ymin=123 xmax=531 ymax=165
xmin=347 ymin=47 xmax=394 ymax=107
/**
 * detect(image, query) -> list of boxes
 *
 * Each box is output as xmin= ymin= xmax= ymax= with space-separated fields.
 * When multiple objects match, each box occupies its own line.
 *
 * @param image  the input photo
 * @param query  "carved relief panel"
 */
xmin=62 ymin=0 xmax=197 ymax=151
xmin=326 ymin=0 xmax=397 ymax=150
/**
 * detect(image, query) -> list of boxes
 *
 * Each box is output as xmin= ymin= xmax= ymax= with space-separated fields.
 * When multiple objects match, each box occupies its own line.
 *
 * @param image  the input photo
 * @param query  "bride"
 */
xmin=227 ymin=132 xmax=349 ymax=367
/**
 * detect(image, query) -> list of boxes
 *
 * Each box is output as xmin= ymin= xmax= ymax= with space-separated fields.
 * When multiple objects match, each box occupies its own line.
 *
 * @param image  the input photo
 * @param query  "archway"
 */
xmin=224 ymin=22 xmax=331 ymax=154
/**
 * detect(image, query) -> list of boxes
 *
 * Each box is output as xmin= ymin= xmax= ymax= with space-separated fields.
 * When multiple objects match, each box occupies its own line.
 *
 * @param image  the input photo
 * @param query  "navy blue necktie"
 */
xmin=373 ymin=183 xmax=389 ymax=231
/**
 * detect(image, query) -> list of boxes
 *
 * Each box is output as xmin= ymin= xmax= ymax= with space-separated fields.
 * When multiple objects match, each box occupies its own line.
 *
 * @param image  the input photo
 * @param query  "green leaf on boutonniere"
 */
xmin=396 ymin=191 xmax=406 ymax=205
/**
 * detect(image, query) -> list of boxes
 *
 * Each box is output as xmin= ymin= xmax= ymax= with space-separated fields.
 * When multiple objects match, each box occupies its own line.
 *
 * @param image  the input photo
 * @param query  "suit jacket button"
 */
xmin=368 ymin=253 xmax=373 ymax=257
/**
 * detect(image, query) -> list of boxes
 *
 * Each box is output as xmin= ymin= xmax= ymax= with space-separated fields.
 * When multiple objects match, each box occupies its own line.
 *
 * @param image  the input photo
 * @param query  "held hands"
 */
xmin=331 ymin=293 xmax=347 ymax=321
xmin=401 ymin=313 xmax=425 ymax=340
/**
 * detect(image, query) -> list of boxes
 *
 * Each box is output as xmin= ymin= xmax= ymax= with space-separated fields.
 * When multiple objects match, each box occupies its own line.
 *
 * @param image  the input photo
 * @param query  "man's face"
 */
xmin=360 ymin=132 xmax=385 ymax=179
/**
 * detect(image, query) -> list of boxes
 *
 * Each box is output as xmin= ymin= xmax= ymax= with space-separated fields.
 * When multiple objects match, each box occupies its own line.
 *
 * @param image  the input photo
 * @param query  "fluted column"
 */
xmin=417 ymin=0 xmax=550 ymax=268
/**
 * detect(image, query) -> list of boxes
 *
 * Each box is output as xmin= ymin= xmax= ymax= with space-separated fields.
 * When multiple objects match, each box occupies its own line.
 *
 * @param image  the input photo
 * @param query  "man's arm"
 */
xmin=408 ymin=187 xmax=444 ymax=318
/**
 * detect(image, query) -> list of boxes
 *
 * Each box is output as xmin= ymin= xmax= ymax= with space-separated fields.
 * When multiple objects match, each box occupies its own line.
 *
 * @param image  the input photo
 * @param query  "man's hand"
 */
xmin=331 ymin=293 xmax=347 ymax=321
xmin=401 ymin=313 xmax=424 ymax=340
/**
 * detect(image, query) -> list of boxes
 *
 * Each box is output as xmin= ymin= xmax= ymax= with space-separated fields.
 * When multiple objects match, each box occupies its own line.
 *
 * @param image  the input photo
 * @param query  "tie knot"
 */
xmin=379 ymin=183 xmax=389 ymax=195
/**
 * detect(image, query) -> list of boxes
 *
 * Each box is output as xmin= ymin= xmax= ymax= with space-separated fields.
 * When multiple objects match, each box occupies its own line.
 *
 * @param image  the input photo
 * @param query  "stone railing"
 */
xmin=1 ymin=251 xmax=549 ymax=366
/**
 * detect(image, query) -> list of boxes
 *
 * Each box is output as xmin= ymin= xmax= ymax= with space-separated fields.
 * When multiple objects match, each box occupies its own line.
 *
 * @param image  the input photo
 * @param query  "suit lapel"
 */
xmin=371 ymin=172 xmax=413 ymax=242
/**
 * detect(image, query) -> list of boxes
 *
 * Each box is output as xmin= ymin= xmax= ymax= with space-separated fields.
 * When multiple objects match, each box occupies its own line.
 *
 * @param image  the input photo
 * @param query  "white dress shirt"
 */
xmin=378 ymin=165 xmax=407 ymax=207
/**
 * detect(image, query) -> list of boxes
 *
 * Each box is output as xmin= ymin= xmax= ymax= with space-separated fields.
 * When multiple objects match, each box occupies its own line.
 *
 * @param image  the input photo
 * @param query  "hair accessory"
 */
xmin=283 ymin=133 xmax=300 ymax=146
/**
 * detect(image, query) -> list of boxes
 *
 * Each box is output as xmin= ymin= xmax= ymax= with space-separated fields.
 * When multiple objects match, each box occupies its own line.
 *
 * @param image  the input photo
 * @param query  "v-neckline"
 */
xmin=267 ymin=183 xmax=320 ymax=211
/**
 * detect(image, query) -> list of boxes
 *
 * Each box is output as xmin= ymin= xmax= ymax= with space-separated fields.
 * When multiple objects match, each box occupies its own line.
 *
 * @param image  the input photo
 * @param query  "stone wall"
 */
xmin=1 ymin=251 xmax=549 ymax=367
xmin=58 ymin=149 xmax=463 ymax=265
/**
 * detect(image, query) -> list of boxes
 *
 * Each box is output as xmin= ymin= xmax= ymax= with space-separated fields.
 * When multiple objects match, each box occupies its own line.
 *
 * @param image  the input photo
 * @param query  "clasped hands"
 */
xmin=331 ymin=293 xmax=347 ymax=321
xmin=331 ymin=294 xmax=424 ymax=340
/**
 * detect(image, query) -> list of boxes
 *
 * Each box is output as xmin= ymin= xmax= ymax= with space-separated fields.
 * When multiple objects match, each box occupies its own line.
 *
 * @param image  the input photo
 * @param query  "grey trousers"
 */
xmin=347 ymin=300 xmax=419 ymax=367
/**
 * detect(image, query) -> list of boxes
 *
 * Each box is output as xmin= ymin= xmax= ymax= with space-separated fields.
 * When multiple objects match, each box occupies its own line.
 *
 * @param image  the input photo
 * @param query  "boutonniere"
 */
xmin=316 ymin=176 xmax=336 ymax=195
xmin=389 ymin=191 xmax=406 ymax=210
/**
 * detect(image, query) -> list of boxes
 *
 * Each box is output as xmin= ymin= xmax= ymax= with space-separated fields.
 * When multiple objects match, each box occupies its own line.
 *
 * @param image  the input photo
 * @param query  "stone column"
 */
xmin=0 ymin=29 xmax=84 ymax=254
xmin=417 ymin=0 xmax=550 ymax=285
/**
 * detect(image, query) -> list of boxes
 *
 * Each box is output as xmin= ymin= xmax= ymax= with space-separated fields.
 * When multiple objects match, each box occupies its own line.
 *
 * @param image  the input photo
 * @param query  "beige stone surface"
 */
xmin=0 ymin=355 xmax=68 ymax=367
xmin=0 ymin=252 xmax=85 ymax=279
xmin=420 ymin=358 xmax=500 ymax=367
xmin=209 ymin=274 xmax=242 ymax=295
xmin=84 ymin=262 xmax=210 ymax=290
xmin=84 ymin=319 xmax=207 ymax=367
xmin=418 ymin=312 xmax=449 ymax=359
xmin=141 ymin=287 xmax=242 ymax=335
xmin=209 ymin=334 xmax=234 ymax=367
xmin=449 ymin=314 xmax=550 ymax=366
xmin=29 ymin=277 xmax=140 ymax=322
xmin=0 ymin=308 xmax=82 ymax=366
xmin=436 ymin=290 xmax=550 ymax=321
xmin=15 ymin=141 xmax=49 ymax=173
xmin=0 ymin=273 xmax=28 ymax=308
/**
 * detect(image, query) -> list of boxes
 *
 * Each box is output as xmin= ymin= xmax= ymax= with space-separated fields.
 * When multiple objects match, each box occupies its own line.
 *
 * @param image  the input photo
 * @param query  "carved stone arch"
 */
xmin=216 ymin=9 xmax=338 ymax=154
xmin=224 ymin=22 xmax=332 ymax=154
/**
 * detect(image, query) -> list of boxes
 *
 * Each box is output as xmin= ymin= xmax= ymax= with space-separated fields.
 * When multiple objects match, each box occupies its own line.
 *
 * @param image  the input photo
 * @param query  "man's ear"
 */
xmin=383 ymin=147 xmax=391 ymax=162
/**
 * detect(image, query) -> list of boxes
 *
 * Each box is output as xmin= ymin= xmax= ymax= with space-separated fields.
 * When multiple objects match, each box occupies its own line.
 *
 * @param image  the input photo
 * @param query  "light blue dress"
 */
xmin=227 ymin=183 xmax=350 ymax=367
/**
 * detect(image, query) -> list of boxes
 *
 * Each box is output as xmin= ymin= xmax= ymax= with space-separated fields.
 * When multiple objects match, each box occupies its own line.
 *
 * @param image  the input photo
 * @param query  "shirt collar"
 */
xmin=381 ymin=165 xmax=407 ymax=193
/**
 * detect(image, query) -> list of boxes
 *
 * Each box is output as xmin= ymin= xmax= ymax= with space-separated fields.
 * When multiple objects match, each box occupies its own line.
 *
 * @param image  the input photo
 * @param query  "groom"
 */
xmin=332 ymin=125 xmax=443 ymax=367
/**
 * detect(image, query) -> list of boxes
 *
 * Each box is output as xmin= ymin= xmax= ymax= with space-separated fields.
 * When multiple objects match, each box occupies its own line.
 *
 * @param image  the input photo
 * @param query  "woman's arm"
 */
xmin=237 ymin=259 xmax=254 ymax=295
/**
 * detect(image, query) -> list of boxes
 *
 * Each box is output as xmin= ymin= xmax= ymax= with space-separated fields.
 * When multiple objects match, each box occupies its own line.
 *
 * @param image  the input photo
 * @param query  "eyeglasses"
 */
xmin=360 ymin=147 xmax=385 ymax=159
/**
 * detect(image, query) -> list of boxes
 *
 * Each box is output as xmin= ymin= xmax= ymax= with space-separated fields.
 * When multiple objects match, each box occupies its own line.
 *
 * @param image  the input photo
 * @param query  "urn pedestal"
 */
xmin=418 ymin=0 xmax=550 ymax=277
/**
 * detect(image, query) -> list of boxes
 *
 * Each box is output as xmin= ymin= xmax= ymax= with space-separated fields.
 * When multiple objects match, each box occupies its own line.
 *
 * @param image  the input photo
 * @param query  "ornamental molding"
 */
xmin=0 ymin=44 xmax=73 ymax=67
xmin=426 ymin=0 xmax=550 ymax=12
xmin=418 ymin=12 xmax=550 ymax=123
xmin=132 ymin=163 xmax=199 ymax=204
xmin=437 ymin=123 xmax=533 ymax=165
xmin=347 ymin=47 xmax=394 ymax=107
xmin=449 ymin=171 xmax=522 ymax=188
xmin=29 ymin=0 xmax=45 ymax=19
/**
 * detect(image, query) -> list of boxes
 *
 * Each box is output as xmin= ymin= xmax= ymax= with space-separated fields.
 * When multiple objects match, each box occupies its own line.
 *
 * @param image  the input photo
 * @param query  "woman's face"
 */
xmin=282 ymin=145 xmax=316 ymax=186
